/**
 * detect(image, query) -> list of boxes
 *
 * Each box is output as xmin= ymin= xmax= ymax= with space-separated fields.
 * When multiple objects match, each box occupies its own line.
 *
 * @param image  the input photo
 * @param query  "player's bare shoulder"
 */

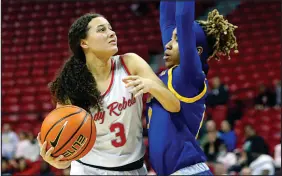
xmin=121 ymin=53 xmax=140 ymax=63
xmin=121 ymin=53 xmax=143 ymax=75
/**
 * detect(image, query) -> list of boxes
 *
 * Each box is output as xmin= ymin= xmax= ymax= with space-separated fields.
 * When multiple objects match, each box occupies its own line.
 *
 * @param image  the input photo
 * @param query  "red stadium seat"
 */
xmin=31 ymin=68 xmax=45 ymax=76
xmin=21 ymin=86 xmax=37 ymax=95
xmin=2 ymin=114 xmax=20 ymax=124
xmin=3 ymin=104 xmax=20 ymax=113
xmin=2 ymin=79 xmax=15 ymax=88
xmin=18 ymin=62 xmax=33 ymax=69
xmin=6 ymin=88 xmax=21 ymax=96
xmin=16 ymin=77 xmax=32 ymax=86
xmin=20 ymin=95 xmax=36 ymax=104
xmin=40 ymin=102 xmax=54 ymax=112
xmin=20 ymin=103 xmax=39 ymax=113
xmin=20 ymin=113 xmax=38 ymax=122
xmin=271 ymin=123 xmax=281 ymax=132
xmin=35 ymin=85 xmax=50 ymax=95
xmin=211 ymin=105 xmax=228 ymax=129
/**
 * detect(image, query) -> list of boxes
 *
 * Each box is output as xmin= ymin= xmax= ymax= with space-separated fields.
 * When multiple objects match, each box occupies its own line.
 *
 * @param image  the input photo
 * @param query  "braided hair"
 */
xmin=197 ymin=9 xmax=239 ymax=60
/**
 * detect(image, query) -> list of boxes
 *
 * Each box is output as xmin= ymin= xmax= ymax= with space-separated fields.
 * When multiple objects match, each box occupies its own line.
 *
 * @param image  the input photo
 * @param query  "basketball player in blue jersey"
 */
xmin=146 ymin=1 xmax=238 ymax=175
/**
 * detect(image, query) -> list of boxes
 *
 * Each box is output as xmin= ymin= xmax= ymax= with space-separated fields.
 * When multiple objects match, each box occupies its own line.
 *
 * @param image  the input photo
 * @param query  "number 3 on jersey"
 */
xmin=110 ymin=123 xmax=126 ymax=147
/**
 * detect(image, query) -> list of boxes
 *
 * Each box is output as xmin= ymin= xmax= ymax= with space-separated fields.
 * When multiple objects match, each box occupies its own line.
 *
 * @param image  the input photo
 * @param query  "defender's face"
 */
xmin=81 ymin=17 xmax=118 ymax=56
xmin=164 ymin=29 xmax=180 ymax=69
xmin=164 ymin=28 xmax=203 ymax=69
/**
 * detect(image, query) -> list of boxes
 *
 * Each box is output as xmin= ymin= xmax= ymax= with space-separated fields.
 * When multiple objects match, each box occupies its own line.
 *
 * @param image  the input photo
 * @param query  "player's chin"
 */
xmin=108 ymin=46 xmax=118 ymax=56
xmin=165 ymin=61 xmax=174 ymax=69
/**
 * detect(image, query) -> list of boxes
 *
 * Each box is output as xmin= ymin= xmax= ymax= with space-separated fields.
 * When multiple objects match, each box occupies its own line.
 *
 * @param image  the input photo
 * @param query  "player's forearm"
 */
xmin=176 ymin=1 xmax=204 ymax=85
xmin=149 ymin=81 xmax=180 ymax=113
xmin=160 ymin=1 xmax=176 ymax=49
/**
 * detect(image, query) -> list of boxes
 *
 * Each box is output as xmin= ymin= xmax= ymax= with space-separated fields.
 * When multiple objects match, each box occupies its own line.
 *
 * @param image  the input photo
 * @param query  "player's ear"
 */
xmin=80 ymin=39 xmax=89 ymax=49
xmin=197 ymin=46 xmax=203 ymax=55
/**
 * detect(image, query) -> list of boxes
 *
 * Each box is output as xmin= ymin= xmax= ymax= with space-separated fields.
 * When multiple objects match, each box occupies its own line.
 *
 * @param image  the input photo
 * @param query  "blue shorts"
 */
xmin=171 ymin=162 xmax=213 ymax=175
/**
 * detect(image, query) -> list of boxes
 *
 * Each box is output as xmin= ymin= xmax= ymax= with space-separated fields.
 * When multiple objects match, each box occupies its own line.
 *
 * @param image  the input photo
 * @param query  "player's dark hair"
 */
xmin=197 ymin=9 xmax=239 ymax=60
xmin=49 ymin=13 xmax=103 ymax=112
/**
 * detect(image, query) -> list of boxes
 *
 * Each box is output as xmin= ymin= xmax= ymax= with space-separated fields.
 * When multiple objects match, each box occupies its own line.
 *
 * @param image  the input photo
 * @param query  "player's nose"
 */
xmin=108 ymin=30 xmax=116 ymax=39
xmin=165 ymin=40 xmax=172 ymax=50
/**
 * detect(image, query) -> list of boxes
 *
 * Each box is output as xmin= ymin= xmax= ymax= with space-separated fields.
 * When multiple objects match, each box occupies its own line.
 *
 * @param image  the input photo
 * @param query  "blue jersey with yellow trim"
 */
xmin=146 ymin=1 xmax=210 ymax=175
xmin=146 ymin=67 xmax=208 ymax=175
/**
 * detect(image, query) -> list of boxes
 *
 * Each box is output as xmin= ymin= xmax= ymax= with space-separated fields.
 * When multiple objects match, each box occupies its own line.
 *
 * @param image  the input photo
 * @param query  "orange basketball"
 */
xmin=40 ymin=105 xmax=96 ymax=161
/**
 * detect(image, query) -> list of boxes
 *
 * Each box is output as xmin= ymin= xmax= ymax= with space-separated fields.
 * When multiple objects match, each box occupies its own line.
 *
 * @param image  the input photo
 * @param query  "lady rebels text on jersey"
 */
xmin=76 ymin=55 xmax=145 ymax=167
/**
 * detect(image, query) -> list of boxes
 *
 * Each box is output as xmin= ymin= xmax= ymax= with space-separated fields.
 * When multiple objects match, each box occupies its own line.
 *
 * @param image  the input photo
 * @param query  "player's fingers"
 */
xmin=40 ymin=141 xmax=47 ymax=157
xmin=125 ymin=81 xmax=136 ymax=88
xmin=122 ymin=79 xmax=130 ymax=84
xmin=54 ymin=155 xmax=64 ymax=162
xmin=45 ymin=147 xmax=55 ymax=158
xmin=130 ymin=83 xmax=144 ymax=94
xmin=134 ymin=89 xmax=144 ymax=97
xmin=126 ymin=79 xmax=142 ymax=88
xmin=37 ymin=133 xmax=42 ymax=147
xmin=129 ymin=81 xmax=144 ymax=94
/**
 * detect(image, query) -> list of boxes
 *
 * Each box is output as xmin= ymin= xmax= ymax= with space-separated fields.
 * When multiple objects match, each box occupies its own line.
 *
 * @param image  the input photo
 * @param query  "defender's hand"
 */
xmin=37 ymin=133 xmax=71 ymax=169
xmin=122 ymin=75 xmax=153 ymax=97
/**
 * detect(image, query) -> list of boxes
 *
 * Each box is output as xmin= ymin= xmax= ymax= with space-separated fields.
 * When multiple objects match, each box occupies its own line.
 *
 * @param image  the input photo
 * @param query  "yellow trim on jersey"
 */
xmin=167 ymin=66 xmax=207 ymax=103
xmin=147 ymin=107 xmax=153 ymax=129
xmin=195 ymin=105 xmax=206 ymax=139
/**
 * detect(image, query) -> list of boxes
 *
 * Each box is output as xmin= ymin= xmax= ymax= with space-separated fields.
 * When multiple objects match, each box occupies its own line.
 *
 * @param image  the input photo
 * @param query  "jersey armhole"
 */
xmin=120 ymin=55 xmax=131 ymax=75
xmin=167 ymin=66 xmax=207 ymax=103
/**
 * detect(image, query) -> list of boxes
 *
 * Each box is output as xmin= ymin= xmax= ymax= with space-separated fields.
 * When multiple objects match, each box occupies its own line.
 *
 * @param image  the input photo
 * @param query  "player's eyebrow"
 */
xmin=97 ymin=24 xmax=105 ymax=28
xmin=97 ymin=23 xmax=111 ymax=29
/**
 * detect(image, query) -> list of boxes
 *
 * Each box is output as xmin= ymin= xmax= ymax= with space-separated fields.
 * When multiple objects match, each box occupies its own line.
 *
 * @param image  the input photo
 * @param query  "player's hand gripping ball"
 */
xmin=38 ymin=105 xmax=96 ymax=168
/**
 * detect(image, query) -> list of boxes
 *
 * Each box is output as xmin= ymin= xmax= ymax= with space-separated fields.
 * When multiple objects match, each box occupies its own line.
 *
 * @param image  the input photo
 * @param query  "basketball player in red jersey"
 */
xmin=37 ymin=13 xmax=180 ymax=175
